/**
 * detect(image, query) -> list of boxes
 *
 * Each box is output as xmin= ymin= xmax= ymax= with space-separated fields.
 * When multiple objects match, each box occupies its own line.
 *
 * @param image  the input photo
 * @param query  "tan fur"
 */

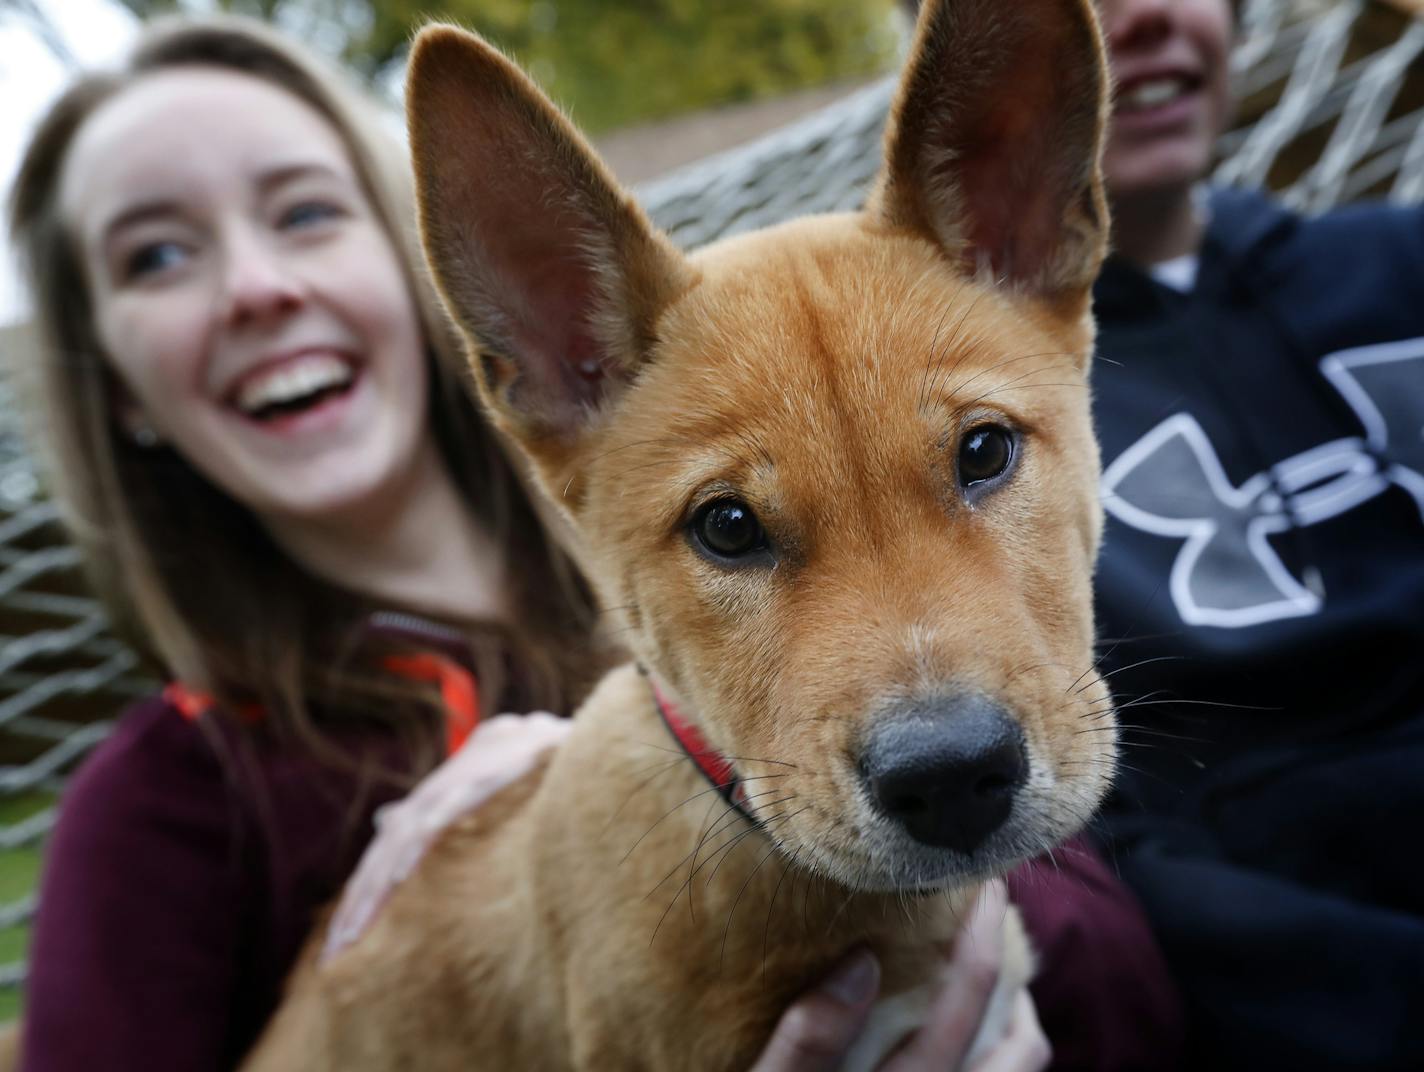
xmin=246 ymin=1 xmax=1117 ymax=1067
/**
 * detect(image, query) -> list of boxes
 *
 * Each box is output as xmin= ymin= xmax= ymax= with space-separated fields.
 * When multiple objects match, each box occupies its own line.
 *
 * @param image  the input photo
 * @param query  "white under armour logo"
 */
xmin=1101 ymin=336 xmax=1424 ymax=629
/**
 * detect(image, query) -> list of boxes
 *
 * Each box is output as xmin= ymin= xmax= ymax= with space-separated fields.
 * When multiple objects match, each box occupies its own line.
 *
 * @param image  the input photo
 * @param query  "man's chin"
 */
xmin=1103 ymin=144 xmax=1212 ymax=204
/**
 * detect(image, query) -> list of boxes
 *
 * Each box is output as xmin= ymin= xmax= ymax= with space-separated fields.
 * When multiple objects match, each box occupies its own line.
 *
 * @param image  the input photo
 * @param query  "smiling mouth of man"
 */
xmin=1116 ymin=75 xmax=1200 ymax=113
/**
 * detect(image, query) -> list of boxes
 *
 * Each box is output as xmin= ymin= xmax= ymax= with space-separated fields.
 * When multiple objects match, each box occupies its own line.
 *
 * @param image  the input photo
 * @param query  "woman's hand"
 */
xmin=324 ymin=722 xmax=1048 ymax=1072
xmin=750 ymin=881 xmax=1050 ymax=1072
xmin=322 ymin=712 xmax=571 ymax=961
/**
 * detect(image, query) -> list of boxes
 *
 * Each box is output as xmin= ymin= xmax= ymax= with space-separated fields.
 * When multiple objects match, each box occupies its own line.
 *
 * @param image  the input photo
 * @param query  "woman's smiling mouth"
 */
xmin=229 ymin=350 xmax=360 ymax=424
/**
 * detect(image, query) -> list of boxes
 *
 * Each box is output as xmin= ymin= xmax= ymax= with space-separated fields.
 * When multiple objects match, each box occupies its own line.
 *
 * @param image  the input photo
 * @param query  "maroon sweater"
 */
xmin=22 ymin=698 xmax=1180 ymax=1070
xmin=22 ymin=697 xmax=413 ymax=1070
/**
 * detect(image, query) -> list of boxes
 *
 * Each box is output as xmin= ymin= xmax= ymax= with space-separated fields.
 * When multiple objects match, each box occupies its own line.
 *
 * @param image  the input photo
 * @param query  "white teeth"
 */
xmin=1119 ymin=77 xmax=1187 ymax=111
xmin=236 ymin=353 xmax=354 ymax=415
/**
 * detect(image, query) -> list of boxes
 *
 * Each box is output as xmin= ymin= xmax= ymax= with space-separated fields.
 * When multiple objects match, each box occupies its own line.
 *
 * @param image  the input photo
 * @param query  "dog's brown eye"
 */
xmin=958 ymin=424 xmax=1015 ymax=488
xmin=691 ymin=499 xmax=767 ymax=560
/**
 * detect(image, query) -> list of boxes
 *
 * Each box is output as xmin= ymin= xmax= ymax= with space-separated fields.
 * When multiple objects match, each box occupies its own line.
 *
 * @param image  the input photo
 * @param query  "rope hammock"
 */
xmin=640 ymin=0 xmax=1424 ymax=244
xmin=0 ymin=0 xmax=1418 ymax=998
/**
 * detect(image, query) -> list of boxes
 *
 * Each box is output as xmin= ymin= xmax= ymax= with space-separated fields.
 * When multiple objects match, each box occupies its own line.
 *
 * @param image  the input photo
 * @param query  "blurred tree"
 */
xmin=113 ymin=0 xmax=899 ymax=132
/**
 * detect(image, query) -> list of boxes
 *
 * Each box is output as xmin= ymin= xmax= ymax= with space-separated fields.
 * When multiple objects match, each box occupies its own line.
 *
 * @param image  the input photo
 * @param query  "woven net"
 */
xmin=0 ymin=0 xmax=1419 ymax=1001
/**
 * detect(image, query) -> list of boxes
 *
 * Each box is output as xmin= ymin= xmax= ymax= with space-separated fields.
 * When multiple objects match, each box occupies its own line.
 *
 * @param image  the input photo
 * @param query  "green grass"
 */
xmin=0 ymin=791 xmax=56 ymax=1022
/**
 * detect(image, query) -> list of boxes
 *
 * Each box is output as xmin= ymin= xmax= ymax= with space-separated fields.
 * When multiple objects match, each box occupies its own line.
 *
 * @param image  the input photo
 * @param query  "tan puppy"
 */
xmin=245 ymin=0 xmax=1116 ymax=1066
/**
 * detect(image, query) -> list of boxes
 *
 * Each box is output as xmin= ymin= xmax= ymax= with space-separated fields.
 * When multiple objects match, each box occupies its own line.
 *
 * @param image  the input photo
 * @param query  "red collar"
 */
xmin=645 ymin=671 xmax=753 ymax=822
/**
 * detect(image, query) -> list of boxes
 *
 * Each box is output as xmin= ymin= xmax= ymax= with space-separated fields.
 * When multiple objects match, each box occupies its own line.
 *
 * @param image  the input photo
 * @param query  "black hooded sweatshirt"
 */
xmin=1091 ymin=187 xmax=1424 ymax=1070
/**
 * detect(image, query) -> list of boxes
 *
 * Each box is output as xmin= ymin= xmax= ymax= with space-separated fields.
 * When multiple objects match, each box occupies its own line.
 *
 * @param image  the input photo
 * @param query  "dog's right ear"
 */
xmin=869 ymin=0 xmax=1110 ymax=313
xmin=406 ymin=26 xmax=694 ymax=451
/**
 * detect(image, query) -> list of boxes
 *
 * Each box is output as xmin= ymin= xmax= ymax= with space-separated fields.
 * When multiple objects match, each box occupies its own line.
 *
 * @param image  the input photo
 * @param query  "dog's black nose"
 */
xmin=860 ymin=696 xmax=1026 ymax=854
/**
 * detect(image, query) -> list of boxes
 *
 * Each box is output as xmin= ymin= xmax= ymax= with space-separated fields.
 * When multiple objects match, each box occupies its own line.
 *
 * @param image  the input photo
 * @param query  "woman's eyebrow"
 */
xmin=100 ymin=199 xmax=181 ymax=247
xmin=255 ymin=161 xmax=348 ymax=193
xmin=97 ymin=163 xmax=349 ymax=247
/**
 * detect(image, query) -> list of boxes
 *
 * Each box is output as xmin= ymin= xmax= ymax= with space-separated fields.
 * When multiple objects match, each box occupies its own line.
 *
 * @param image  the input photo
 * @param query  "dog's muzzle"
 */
xmin=858 ymin=694 xmax=1027 ymax=855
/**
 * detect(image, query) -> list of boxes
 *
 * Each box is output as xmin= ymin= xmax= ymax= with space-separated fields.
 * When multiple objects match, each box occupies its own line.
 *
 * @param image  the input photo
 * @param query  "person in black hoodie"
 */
xmin=1092 ymin=0 xmax=1424 ymax=1067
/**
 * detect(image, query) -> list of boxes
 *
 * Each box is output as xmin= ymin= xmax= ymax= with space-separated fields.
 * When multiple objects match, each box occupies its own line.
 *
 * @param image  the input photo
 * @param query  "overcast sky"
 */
xmin=1 ymin=1 xmax=138 ymax=324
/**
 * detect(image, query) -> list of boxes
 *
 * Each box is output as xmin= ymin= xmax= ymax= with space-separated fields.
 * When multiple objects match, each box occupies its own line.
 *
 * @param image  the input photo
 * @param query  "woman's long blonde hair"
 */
xmin=8 ymin=15 xmax=601 ymax=770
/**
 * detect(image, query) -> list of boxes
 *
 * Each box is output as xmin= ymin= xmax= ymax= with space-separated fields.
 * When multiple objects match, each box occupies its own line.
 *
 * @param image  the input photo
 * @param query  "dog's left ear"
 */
xmin=870 ymin=0 xmax=1110 ymax=311
xmin=406 ymin=26 xmax=694 ymax=451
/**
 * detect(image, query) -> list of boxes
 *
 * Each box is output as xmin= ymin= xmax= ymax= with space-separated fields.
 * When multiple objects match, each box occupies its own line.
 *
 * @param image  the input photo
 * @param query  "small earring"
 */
xmin=128 ymin=423 xmax=161 ymax=449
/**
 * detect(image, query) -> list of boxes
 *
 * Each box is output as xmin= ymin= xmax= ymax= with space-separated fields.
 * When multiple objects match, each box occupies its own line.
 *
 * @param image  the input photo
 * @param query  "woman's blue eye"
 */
xmin=280 ymin=201 xmax=342 ymax=229
xmin=125 ymin=241 xmax=186 ymax=279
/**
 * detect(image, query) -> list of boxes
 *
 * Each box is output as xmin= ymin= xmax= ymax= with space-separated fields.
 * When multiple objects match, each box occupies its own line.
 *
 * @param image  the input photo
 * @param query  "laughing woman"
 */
xmin=7 ymin=17 xmax=605 ymax=1068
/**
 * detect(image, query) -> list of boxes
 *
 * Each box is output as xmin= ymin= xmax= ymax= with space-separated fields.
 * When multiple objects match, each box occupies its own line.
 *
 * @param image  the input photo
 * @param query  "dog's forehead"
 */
xmin=643 ymin=217 xmax=1087 ymax=439
xmin=584 ymin=216 xmax=1096 ymax=549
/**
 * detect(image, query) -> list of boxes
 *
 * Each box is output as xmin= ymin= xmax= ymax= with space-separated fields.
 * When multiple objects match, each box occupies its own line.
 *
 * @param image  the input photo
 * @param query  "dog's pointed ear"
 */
xmin=869 ymin=0 xmax=1110 ymax=308
xmin=406 ymin=26 xmax=694 ymax=446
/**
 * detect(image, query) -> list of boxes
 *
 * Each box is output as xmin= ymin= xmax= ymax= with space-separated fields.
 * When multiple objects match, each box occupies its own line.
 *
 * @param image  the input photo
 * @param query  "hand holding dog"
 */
xmin=322 ymin=712 xmax=572 ymax=962
xmin=327 ymin=723 xmax=1046 ymax=1072
xmin=754 ymin=881 xmax=1050 ymax=1072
